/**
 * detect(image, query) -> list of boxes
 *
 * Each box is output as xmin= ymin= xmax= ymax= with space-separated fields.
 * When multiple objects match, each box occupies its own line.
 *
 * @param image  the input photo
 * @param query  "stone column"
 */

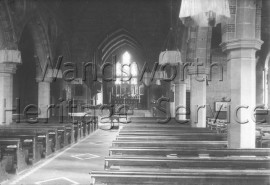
xmin=174 ymin=81 xmax=187 ymax=121
xmin=36 ymin=77 xmax=52 ymax=120
xmin=220 ymin=0 xmax=263 ymax=148
xmin=186 ymin=26 xmax=211 ymax=127
xmin=0 ymin=50 xmax=21 ymax=125
xmin=189 ymin=67 xmax=208 ymax=127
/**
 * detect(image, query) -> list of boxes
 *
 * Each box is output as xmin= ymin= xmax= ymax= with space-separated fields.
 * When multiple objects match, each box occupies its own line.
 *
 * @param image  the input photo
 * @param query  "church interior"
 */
xmin=0 ymin=0 xmax=270 ymax=184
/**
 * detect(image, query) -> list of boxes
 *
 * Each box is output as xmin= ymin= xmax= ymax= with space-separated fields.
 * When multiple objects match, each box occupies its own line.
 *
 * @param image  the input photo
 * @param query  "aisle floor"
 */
xmin=2 ymin=129 xmax=118 ymax=185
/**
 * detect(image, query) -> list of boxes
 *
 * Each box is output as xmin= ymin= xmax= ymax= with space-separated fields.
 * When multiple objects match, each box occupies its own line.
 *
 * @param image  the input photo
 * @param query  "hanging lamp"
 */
xmin=179 ymin=0 xmax=230 ymax=27
xmin=159 ymin=0 xmax=182 ymax=66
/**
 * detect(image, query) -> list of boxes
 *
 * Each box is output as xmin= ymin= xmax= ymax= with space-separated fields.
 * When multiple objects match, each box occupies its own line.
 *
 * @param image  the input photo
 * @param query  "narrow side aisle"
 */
xmin=3 ymin=129 xmax=118 ymax=185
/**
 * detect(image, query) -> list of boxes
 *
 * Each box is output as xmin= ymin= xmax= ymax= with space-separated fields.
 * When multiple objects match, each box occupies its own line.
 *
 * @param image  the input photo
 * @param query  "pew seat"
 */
xmin=109 ymin=147 xmax=270 ymax=157
xmin=90 ymin=169 xmax=270 ymax=185
xmin=104 ymin=156 xmax=270 ymax=170
xmin=116 ymin=134 xmax=226 ymax=141
xmin=112 ymin=140 xmax=227 ymax=148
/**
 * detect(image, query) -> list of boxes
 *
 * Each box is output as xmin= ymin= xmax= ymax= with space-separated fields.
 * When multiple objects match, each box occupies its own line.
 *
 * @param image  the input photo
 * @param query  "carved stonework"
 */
xmin=220 ymin=38 xmax=263 ymax=52
xmin=0 ymin=49 xmax=21 ymax=64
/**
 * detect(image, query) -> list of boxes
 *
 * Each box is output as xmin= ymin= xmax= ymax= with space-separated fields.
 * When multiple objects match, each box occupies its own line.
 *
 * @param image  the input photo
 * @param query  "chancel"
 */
xmin=0 ymin=0 xmax=270 ymax=184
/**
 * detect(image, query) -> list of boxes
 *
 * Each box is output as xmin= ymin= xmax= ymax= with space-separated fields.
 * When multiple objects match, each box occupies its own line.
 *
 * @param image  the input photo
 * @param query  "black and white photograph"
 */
xmin=0 ymin=0 xmax=269 ymax=184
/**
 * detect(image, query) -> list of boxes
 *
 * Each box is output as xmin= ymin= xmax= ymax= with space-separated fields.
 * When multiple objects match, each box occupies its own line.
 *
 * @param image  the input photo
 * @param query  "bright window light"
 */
xmin=122 ymin=51 xmax=131 ymax=64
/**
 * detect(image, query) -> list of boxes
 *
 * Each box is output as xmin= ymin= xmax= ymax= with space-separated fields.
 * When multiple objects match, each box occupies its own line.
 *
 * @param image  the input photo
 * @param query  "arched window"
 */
xmin=114 ymin=51 xmax=139 ymax=96
xmin=131 ymin=62 xmax=138 ymax=85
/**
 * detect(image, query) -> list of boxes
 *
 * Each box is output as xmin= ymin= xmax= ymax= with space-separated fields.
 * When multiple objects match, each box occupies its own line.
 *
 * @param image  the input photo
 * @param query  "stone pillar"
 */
xmin=186 ymin=26 xmax=211 ymax=127
xmin=189 ymin=67 xmax=208 ymax=127
xmin=36 ymin=77 xmax=52 ymax=119
xmin=0 ymin=50 xmax=21 ymax=125
xmin=220 ymin=0 xmax=263 ymax=148
xmin=174 ymin=82 xmax=187 ymax=121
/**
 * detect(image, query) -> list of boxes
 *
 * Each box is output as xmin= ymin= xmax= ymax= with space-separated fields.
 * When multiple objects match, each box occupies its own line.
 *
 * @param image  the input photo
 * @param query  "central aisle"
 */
xmin=3 ymin=129 xmax=118 ymax=185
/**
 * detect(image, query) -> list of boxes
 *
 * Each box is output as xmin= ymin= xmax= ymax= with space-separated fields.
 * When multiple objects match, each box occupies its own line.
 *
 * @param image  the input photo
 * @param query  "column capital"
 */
xmin=220 ymin=39 xmax=263 ymax=53
xmin=0 ymin=63 xmax=17 ymax=74
xmin=36 ymin=77 xmax=53 ymax=83
xmin=0 ymin=50 xmax=21 ymax=64
xmin=0 ymin=50 xmax=21 ymax=74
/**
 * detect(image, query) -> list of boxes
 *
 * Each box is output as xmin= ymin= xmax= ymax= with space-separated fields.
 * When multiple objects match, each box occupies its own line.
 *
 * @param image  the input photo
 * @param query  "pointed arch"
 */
xmin=18 ymin=14 xmax=52 ymax=76
xmin=97 ymin=28 xmax=145 ymax=63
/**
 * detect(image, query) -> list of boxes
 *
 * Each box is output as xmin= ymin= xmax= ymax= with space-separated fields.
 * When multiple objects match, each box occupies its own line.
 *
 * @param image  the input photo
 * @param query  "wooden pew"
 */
xmin=104 ymin=156 xmax=270 ymax=170
xmin=1 ymin=126 xmax=60 ymax=156
xmin=73 ymin=121 xmax=82 ymax=142
xmin=112 ymin=140 xmax=227 ymax=148
xmin=118 ymin=132 xmax=217 ymax=137
xmin=0 ymin=130 xmax=41 ymax=164
xmin=257 ymin=125 xmax=270 ymax=147
xmin=109 ymin=147 xmax=270 ymax=157
xmin=15 ymin=123 xmax=75 ymax=148
xmin=0 ymin=138 xmax=28 ymax=173
xmin=121 ymin=124 xmax=200 ymax=130
xmin=119 ymin=128 xmax=214 ymax=132
xmin=116 ymin=134 xmax=227 ymax=141
xmin=91 ymin=119 xmax=269 ymax=185
xmin=0 ymin=123 xmax=74 ymax=158
xmin=90 ymin=170 xmax=270 ymax=185
xmin=129 ymin=117 xmax=190 ymax=124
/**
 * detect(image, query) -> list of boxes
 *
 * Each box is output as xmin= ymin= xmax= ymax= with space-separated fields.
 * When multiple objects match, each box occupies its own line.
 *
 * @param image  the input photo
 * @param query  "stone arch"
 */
xmin=22 ymin=15 xmax=52 ymax=71
xmin=97 ymin=28 xmax=145 ymax=63
xmin=0 ymin=1 xmax=18 ymax=50
xmin=96 ymin=28 xmax=148 ymax=106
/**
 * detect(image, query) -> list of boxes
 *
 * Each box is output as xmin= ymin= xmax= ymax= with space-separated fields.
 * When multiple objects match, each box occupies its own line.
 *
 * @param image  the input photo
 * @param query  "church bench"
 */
xmin=82 ymin=120 xmax=97 ymax=136
xmin=119 ymin=129 xmax=214 ymax=133
xmin=1 ymin=127 xmax=55 ymax=157
xmin=30 ymin=123 xmax=74 ymax=146
xmin=0 ymin=123 xmax=73 ymax=157
xmin=90 ymin=169 xmax=270 ymax=185
xmin=112 ymin=140 xmax=227 ymax=148
xmin=0 ymin=131 xmax=41 ymax=164
xmin=73 ymin=121 xmax=83 ymax=142
xmin=104 ymin=156 xmax=270 ymax=170
xmin=0 ymin=126 xmax=61 ymax=155
xmin=129 ymin=118 xmax=190 ymax=124
xmin=109 ymin=147 xmax=270 ymax=157
xmin=0 ymin=138 xmax=28 ymax=173
xmin=14 ymin=123 xmax=75 ymax=148
xmin=118 ymin=131 xmax=216 ymax=137
xmin=257 ymin=125 xmax=270 ymax=147
xmin=116 ymin=134 xmax=226 ymax=141
xmin=121 ymin=125 xmax=194 ymax=130
xmin=122 ymin=124 xmax=191 ymax=129
xmin=71 ymin=115 xmax=98 ymax=140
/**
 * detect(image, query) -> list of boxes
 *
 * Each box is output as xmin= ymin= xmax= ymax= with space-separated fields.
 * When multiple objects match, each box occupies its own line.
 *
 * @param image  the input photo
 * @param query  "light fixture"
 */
xmin=159 ymin=50 xmax=182 ymax=65
xmin=179 ymin=0 xmax=230 ymax=27
xmin=159 ymin=0 xmax=182 ymax=66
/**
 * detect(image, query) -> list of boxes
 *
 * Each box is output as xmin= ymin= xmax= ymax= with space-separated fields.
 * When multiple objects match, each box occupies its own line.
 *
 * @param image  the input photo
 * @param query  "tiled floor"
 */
xmin=2 ymin=129 xmax=118 ymax=185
